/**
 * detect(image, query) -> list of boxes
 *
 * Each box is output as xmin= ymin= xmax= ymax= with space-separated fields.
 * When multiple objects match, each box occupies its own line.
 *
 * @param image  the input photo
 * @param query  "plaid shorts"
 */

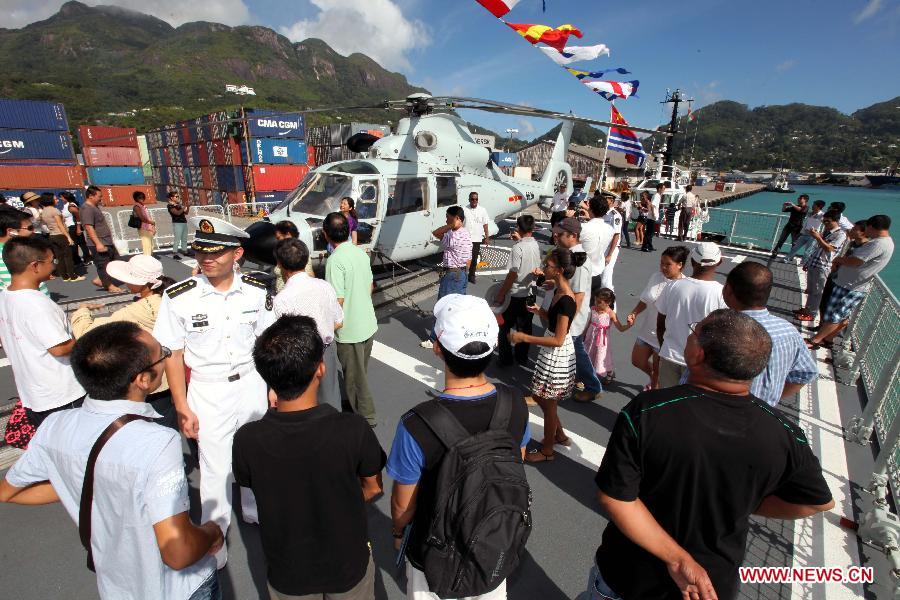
xmin=823 ymin=284 xmax=867 ymax=323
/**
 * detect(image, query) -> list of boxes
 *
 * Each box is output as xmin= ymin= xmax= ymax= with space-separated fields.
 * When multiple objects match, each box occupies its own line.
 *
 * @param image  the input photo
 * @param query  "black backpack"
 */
xmin=410 ymin=385 xmax=532 ymax=598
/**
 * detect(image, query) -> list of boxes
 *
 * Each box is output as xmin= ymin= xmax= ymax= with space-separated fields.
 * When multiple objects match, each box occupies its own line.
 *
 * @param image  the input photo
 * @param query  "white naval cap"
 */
xmin=190 ymin=215 xmax=249 ymax=253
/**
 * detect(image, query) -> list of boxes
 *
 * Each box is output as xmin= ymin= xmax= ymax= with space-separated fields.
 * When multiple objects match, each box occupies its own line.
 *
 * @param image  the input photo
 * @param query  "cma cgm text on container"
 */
xmin=244 ymin=109 xmax=305 ymax=140
xmin=0 ymin=98 xmax=69 ymax=131
xmin=0 ymin=129 xmax=76 ymax=162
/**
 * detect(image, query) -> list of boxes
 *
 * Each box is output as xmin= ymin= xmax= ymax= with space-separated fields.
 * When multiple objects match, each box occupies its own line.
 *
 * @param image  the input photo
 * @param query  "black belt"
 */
xmin=442 ymin=266 xmax=465 ymax=272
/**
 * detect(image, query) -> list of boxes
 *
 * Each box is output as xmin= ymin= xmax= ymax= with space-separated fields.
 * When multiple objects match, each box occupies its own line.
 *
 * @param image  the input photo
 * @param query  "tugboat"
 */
xmin=766 ymin=172 xmax=796 ymax=193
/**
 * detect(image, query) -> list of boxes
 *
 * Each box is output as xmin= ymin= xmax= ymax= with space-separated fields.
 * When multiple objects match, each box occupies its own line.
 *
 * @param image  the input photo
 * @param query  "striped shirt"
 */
xmin=743 ymin=309 xmax=818 ymax=406
xmin=441 ymin=227 xmax=472 ymax=268
xmin=803 ymin=227 xmax=846 ymax=272
xmin=0 ymin=241 xmax=50 ymax=297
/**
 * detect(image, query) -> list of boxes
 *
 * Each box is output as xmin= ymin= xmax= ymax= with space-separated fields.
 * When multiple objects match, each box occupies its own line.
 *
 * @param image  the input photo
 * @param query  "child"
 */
xmin=583 ymin=288 xmax=630 ymax=385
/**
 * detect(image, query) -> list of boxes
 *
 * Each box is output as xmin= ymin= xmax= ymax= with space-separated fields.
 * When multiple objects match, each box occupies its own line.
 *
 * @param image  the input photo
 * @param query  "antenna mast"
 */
xmin=660 ymin=89 xmax=693 ymax=182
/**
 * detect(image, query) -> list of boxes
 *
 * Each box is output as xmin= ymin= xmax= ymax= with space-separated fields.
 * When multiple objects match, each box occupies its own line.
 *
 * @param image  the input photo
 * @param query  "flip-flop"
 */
xmin=555 ymin=435 xmax=572 ymax=447
xmin=797 ymin=314 xmax=815 ymax=322
xmin=805 ymin=339 xmax=821 ymax=350
xmin=525 ymin=448 xmax=556 ymax=463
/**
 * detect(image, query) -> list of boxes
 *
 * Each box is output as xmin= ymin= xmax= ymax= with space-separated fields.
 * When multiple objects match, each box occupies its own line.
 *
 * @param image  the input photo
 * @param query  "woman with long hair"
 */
xmin=624 ymin=245 xmax=689 ymax=389
xmin=509 ymin=247 xmax=578 ymax=463
xmin=340 ymin=196 xmax=359 ymax=245
xmin=634 ymin=191 xmax=651 ymax=247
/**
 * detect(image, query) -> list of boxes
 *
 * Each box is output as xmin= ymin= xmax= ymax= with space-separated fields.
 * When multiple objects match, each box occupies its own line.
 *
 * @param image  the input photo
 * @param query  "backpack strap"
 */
xmin=412 ymin=400 xmax=472 ymax=450
xmin=488 ymin=383 xmax=513 ymax=432
xmin=79 ymin=413 xmax=155 ymax=572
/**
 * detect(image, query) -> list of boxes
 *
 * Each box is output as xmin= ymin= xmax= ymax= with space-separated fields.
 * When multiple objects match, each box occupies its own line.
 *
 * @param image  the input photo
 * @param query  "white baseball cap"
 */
xmin=433 ymin=294 xmax=499 ymax=359
xmin=690 ymin=241 xmax=722 ymax=266
xmin=105 ymin=255 xmax=164 ymax=288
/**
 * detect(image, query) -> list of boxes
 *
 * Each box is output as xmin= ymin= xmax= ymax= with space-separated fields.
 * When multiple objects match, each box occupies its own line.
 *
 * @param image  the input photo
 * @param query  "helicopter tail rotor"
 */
xmin=540 ymin=120 xmax=573 ymax=198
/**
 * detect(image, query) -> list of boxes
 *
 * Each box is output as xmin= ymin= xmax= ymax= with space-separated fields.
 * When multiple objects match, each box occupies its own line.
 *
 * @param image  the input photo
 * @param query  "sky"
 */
xmin=7 ymin=0 xmax=900 ymax=140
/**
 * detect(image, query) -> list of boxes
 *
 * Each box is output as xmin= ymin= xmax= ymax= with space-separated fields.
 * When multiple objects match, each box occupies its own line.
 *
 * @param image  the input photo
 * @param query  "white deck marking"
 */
xmin=0 ymin=358 xmax=8 ymax=368
xmin=789 ymin=266 xmax=862 ymax=599
xmin=370 ymin=341 xmax=606 ymax=471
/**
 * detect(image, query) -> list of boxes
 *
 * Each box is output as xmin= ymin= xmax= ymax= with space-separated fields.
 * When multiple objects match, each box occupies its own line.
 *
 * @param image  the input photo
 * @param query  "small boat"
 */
xmin=766 ymin=173 xmax=795 ymax=193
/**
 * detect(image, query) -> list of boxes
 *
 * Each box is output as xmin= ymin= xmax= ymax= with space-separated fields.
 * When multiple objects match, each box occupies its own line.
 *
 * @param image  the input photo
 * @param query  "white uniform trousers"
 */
xmin=188 ymin=367 xmax=267 ymax=568
xmin=600 ymin=246 xmax=619 ymax=291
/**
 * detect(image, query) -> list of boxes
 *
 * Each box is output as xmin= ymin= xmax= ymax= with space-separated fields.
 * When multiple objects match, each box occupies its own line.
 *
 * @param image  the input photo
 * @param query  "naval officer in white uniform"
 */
xmin=600 ymin=192 xmax=623 ymax=291
xmin=153 ymin=215 xmax=275 ymax=568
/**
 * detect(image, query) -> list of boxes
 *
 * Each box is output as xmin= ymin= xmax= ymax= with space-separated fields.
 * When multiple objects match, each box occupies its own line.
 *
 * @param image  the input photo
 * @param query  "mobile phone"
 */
xmin=525 ymin=285 xmax=537 ymax=307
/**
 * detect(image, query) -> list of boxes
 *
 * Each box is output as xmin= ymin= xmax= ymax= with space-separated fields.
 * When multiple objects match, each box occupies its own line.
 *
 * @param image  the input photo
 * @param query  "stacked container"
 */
xmin=0 ymin=98 xmax=84 ymax=202
xmin=305 ymin=122 xmax=390 ymax=167
xmin=79 ymin=125 xmax=153 ymax=207
xmin=146 ymin=108 xmax=312 ymax=207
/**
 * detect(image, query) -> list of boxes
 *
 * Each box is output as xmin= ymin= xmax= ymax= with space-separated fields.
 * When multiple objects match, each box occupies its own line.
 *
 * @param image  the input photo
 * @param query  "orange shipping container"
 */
xmin=98 ymin=185 xmax=156 ymax=207
xmin=0 ymin=165 xmax=84 ymax=189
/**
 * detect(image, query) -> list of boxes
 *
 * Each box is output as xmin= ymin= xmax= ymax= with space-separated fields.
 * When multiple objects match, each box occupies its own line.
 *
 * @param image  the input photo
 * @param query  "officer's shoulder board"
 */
xmin=241 ymin=274 xmax=268 ymax=290
xmin=166 ymin=278 xmax=197 ymax=299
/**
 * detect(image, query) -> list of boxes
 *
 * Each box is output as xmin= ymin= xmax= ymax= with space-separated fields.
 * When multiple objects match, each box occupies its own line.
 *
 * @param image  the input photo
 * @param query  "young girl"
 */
xmin=582 ymin=288 xmax=631 ymax=386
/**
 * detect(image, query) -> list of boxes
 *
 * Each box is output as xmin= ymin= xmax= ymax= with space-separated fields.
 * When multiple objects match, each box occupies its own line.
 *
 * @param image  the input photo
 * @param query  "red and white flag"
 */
xmin=476 ymin=0 xmax=522 ymax=18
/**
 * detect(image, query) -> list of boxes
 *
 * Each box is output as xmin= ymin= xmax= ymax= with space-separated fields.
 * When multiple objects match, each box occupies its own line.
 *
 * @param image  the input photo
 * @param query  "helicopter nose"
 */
xmin=242 ymin=220 xmax=277 ymax=266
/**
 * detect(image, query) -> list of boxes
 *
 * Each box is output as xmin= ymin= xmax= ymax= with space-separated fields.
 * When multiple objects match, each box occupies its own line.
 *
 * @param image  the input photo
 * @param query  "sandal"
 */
xmin=796 ymin=313 xmax=815 ymax=322
xmin=525 ymin=448 xmax=556 ymax=463
xmin=555 ymin=434 xmax=572 ymax=447
xmin=805 ymin=339 xmax=821 ymax=350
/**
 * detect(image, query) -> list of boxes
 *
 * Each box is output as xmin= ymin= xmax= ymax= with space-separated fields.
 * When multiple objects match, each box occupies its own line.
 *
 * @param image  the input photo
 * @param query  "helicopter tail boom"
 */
xmin=540 ymin=120 xmax=574 ymax=198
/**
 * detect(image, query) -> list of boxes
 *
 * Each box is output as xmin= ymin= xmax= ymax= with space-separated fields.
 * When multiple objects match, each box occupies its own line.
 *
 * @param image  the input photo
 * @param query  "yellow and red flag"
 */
xmin=505 ymin=23 xmax=583 ymax=52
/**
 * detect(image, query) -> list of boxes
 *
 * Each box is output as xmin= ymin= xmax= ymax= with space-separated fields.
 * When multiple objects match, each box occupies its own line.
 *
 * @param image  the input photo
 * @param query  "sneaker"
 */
xmin=573 ymin=390 xmax=603 ymax=403
xmin=172 ymin=254 xmax=183 ymax=260
xmin=419 ymin=340 xmax=434 ymax=349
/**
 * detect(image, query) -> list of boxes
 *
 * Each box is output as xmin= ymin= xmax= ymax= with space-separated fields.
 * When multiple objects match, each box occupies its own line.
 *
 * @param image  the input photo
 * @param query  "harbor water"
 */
xmin=707 ymin=185 xmax=899 ymax=295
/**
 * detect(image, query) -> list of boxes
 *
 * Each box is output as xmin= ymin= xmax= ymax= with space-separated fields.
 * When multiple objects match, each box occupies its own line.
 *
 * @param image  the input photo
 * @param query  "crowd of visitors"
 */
xmin=0 ymin=183 xmax=895 ymax=600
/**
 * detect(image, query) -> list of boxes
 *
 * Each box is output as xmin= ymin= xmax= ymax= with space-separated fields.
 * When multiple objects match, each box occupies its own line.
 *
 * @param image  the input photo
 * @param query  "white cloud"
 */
xmin=854 ymin=0 xmax=885 ymax=23
xmin=776 ymin=59 xmax=797 ymax=72
xmin=279 ymin=0 xmax=430 ymax=72
xmin=516 ymin=118 xmax=536 ymax=137
xmin=3 ymin=0 xmax=251 ymax=28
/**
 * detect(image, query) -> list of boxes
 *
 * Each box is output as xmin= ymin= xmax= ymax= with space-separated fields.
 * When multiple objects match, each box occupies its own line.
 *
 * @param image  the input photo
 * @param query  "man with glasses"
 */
xmin=154 ymin=215 xmax=275 ymax=569
xmin=0 ymin=206 xmax=51 ymax=297
xmin=0 ymin=322 xmax=223 ymax=599
xmin=0 ymin=236 xmax=85 ymax=428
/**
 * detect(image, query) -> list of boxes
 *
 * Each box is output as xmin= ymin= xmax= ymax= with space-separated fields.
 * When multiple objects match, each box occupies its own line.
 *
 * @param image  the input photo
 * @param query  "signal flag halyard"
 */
xmin=505 ymin=23 xmax=583 ymax=52
xmin=608 ymin=104 xmax=647 ymax=167
xmin=476 ymin=0 xmax=522 ymax=18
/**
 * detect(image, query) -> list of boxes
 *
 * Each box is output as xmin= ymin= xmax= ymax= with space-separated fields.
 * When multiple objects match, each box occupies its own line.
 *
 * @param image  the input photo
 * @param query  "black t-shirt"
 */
xmin=167 ymin=202 xmax=187 ymax=223
xmin=594 ymin=384 xmax=832 ymax=600
xmin=547 ymin=294 xmax=577 ymax=334
xmin=232 ymin=405 xmax=386 ymax=595
xmin=783 ymin=204 xmax=808 ymax=228
xmin=400 ymin=387 xmax=530 ymax=569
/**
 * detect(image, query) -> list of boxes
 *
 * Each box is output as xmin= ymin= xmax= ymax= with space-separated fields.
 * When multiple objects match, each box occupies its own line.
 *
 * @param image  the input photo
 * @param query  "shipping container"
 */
xmin=78 ymin=125 xmax=138 ymax=149
xmin=83 ymin=146 xmax=142 ymax=167
xmin=253 ymin=190 xmax=291 ymax=205
xmin=97 ymin=185 xmax=156 ymax=207
xmin=0 ymin=188 xmax=85 ymax=206
xmin=137 ymin=135 xmax=151 ymax=176
xmin=242 ymin=138 xmax=308 ymax=165
xmin=490 ymin=152 xmax=517 ymax=167
xmin=0 ymin=129 xmax=75 ymax=162
xmin=245 ymin=108 xmax=305 ymax=140
xmin=215 ymin=166 xmax=247 ymax=191
xmin=0 ymin=98 xmax=69 ymax=132
xmin=86 ymin=166 xmax=145 ymax=185
xmin=250 ymin=164 xmax=309 ymax=191
xmin=0 ymin=165 xmax=84 ymax=188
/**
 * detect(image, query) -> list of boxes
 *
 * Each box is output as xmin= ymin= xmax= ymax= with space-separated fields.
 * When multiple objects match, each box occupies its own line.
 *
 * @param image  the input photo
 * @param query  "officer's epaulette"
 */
xmin=241 ymin=274 xmax=268 ymax=290
xmin=166 ymin=278 xmax=197 ymax=298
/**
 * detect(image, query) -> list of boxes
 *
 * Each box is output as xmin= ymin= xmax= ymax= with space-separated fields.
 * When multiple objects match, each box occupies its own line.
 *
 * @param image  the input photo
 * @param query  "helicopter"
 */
xmin=241 ymin=94 xmax=663 ymax=267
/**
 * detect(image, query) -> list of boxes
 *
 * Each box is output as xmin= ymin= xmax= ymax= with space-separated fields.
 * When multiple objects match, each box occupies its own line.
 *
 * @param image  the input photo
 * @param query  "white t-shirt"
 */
xmin=801 ymin=211 xmax=823 ymax=235
xmin=580 ymin=218 xmax=615 ymax=277
xmin=62 ymin=203 xmax=76 ymax=228
xmin=683 ymin=192 xmax=698 ymax=210
xmin=0 ymin=289 xmax=85 ymax=410
xmin=603 ymin=210 xmax=623 ymax=241
xmin=463 ymin=204 xmax=490 ymax=243
xmin=567 ymin=243 xmax=593 ymax=336
xmin=655 ymin=277 xmax=726 ymax=365
xmin=551 ymin=191 xmax=569 ymax=212
xmin=273 ymin=272 xmax=344 ymax=344
xmin=635 ymin=271 xmax=684 ymax=348
xmin=650 ymin=193 xmax=663 ymax=221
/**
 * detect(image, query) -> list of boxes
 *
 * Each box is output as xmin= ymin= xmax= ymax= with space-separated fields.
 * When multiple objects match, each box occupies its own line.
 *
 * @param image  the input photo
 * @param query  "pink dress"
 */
xmin=583 ymin=309 xmax=614 ymax=376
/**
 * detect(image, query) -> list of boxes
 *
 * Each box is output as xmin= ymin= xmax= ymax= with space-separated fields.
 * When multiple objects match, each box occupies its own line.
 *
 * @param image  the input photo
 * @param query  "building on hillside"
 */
xmin=515 ymin=140 xmax=643 ymax=190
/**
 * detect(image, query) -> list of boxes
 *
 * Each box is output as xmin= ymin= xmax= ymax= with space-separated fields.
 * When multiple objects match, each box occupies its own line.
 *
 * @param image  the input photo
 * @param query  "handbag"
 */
xmin=127 ymin=207 xmax=142 ymax=229
xmin=3 ymin=398 xmax=35 ymax=450
xmin=79 ymin=413 xmax=155 ymax=572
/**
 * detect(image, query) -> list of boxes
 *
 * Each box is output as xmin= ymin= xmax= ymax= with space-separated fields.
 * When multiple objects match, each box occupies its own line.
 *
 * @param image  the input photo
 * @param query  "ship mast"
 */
xmin=660 ymin=89 xmax=692 ymax=183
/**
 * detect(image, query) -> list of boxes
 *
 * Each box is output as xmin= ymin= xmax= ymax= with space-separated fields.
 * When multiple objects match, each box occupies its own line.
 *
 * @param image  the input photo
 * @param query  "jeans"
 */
xmin=498 ymin=296 xmax=533 ymax=365
xmin=586 ymin=564 xmax=623 ymax=600
xmin=771 ymin=225 xmax=801 ymax=257
xmin=189 ymin=572 xmax=222 ymax=600
xmin=784 ymin=233 xmax=814 ymax=260
xmin=172 ymin=221 xmax=188 ymax=252
xmin=573 ymin=335 xmax=602 ymax=393
xmin=438 ymin=269 xmax=468 ymax=299
xmin=641 ymin=219 xmax=657 ymax=251
xmin=620 ymin=218 xmax=631 ymax=247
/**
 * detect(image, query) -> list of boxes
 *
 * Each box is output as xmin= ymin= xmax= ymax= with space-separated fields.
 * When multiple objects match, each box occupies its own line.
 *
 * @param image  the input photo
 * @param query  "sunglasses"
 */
xmin=33 ymin=257 xmax=58 ymax=265
xmin=134 ymin=345 xmax=172 ymax=378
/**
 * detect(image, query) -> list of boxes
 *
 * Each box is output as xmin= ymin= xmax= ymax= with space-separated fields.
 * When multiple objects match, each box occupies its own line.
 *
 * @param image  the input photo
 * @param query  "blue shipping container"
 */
xmin=245 ymin=109 xmax=305 ymax=140
xmin=242 ymin=138 xmax=308 ymax=165
xmin=491 ymin=152 xmax=517 ymax=167
xmin=0 ymin=129 xmax=75 ymax=162
xmin=87 ymin=166 xmax=145 ymax=185
xmin=0 ymin=98 xmax=69 ymax=132
xmin=215 ymin=166 xmax=246 ymax=191
xmin=1 ymin=188 xmax=85 ymax=207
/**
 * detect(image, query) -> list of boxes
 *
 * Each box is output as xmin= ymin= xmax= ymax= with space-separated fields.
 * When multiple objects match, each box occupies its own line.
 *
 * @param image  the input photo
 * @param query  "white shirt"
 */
xmin=507 ymin=236 xmax=541 ymax=297
xmin=655 ymin=277 xmax=727 ymax=365
xmin=550 ymin=191 xmax=569 ymax=212
xmin=650 ymin=193 xmax=662 ymax=221
xmin=26 ymin=206 xmax=49 ymax=234
xmin=567 ymin=243 xmax=593 ymax=336
xmin=683 ymin=192 xmax=699 ymax=210
xmin=63 ymin=203 xmax=76 ymax=228
xmin=801 ymin=211 xmax=824 ymax=235
xmin=837 ymin=214 xmax=853 ymax=232
xmin=618 ymin=199 xmax=631 ymax=221
xmin=580 ymin=218 xmax=615 ymax=277
xmin=273 ymin=272 xmax=344 ymax=344
xmin=603 ymin=210 xmax=623 ymax=241
xmin=153 ymin=274 xmax=275 ymax=376
xmin=463 ymin=204 xmax=490 ymax=243
xmin=0 ymin=288 xmax=84 ymax=411
xmin=5 ymin=398 xmax=216 ymax=599
xmin=635 ymin=271 xmax=684 ymax=348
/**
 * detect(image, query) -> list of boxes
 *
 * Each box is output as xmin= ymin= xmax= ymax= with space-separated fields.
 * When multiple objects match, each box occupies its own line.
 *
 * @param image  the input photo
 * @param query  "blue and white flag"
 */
xmin=608 ymin=105 xmax=647 ymax=167
xmin=565 ymin=67 xmax=631 ymax=80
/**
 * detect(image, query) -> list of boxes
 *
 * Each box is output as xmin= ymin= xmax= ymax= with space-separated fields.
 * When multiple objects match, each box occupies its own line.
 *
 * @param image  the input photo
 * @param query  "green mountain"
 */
xmin=0 ymin=1 xmax=426 ymax=136
xmin=645 ymin=98 xmax=900 ymax=172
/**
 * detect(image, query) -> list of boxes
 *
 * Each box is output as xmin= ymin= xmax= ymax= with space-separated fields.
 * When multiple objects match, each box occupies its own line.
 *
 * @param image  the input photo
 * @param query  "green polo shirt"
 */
xmin=326 ymin=242 xmax=377 ymax=344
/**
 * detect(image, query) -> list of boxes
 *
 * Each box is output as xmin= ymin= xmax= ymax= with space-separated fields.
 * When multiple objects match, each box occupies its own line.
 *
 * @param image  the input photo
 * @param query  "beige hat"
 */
xmin=20 ymin=191 xmax=41 ymax=204
xmin=105 ymin=255 xmax=164 ymax=288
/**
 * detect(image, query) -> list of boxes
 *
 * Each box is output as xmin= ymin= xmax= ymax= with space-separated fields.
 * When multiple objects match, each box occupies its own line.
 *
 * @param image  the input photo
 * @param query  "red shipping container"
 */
xmin=200 ymin=166 xmax=212 ymax=189
xmin=250 ymin=165 xmax=309 ymax=192
xmin=306 ymin=145 xmax=316 ymax=167
xmin=98 ymin=185 xmax=156 ymax=207
xmin=210 ymin=139 xmax=242 ymax=166
xmin=197 ymin=143 xmax=210 ymax=166
xmin=83 ymin=146 xmax=141 ymax=167
xmin=78 ymin=125 xmax=138 ymax=149
xmin=226 ymin=191 xmax=245 ymax=205
xmin=0 ymin=165 xmax=84 ymax=188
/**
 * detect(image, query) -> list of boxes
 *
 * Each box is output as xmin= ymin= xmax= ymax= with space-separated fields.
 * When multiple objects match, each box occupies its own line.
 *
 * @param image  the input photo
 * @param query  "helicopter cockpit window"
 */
xmin=386 ymin=178 xmax=428 ymax=216
xmin=435 ymin=176 xmax=458 ymax=208
xmin=330 ymin=161 xmax=379 ymax=175
xmin=286 ymin=172 xmax=353 ymax=216
xmin=357 ymin=182 xmax=378 ymax=219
